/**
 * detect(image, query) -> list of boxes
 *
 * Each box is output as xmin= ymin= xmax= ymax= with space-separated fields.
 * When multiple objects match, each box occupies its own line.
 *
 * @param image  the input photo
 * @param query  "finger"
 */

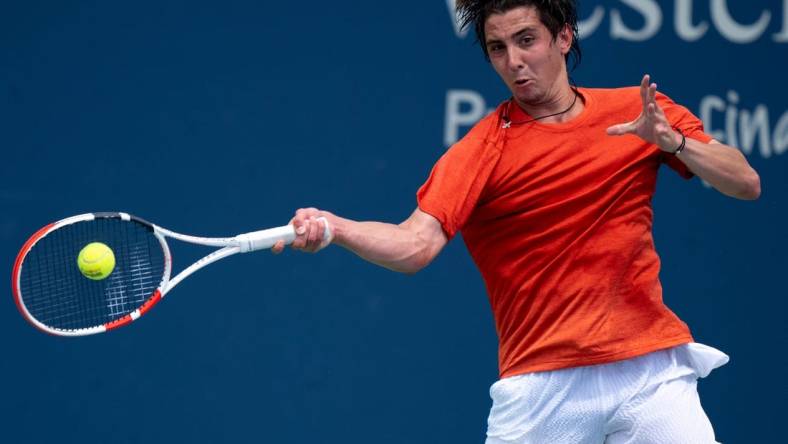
xmin=653 ymin=102 xmax=667 ymax=117
xmin=309 ymin=219 xmax=325 ymax=253
xmin=303 ymin=217 xmax=315 ymax=245
xmin=648 ymin=82 xmax=657 ymax=105
xmin=292 ymin=217 xmax=309 ymax=249
xmin=271 ymin=240 xmax=285 ymax=254
xmin=648 ymin=102 xmax=667 ymax=122
xmin=306 ymin=216 xmax=320 ymax=250
xmin=293 ymin=209 xmax=308 ymax=236
xmin=640 ymin=74 xmax=650 ymax=110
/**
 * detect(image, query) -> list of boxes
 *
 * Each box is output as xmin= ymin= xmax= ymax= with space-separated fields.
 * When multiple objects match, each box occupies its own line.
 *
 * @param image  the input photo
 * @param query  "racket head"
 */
xmin=12 ymin=212 xmax=171 ymax=336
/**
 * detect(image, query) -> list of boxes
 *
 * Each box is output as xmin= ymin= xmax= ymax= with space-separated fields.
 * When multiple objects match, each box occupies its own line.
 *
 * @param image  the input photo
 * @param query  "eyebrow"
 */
xmin=485 ymin=26 xmax=538 ymax=46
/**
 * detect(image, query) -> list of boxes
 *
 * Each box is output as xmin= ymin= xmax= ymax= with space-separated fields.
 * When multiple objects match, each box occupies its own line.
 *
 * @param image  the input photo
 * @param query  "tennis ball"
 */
xmin=77 ymin=242 xmax=116 ymax=280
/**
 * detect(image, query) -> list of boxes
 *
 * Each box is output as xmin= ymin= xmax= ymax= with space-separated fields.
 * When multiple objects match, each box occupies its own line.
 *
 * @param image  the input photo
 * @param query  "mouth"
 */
xmin=514 ymin=79 xmax=532 ymax=88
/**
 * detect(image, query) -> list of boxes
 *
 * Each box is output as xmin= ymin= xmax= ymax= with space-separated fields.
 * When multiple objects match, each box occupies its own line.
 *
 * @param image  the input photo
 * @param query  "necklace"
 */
xmin=501 ymin=87 xmax=580 ymax=129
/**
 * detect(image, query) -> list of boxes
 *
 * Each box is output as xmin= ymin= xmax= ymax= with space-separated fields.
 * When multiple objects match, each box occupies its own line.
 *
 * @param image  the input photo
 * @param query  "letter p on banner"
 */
xmin=444 ymin=90 xmax=487 ymax=146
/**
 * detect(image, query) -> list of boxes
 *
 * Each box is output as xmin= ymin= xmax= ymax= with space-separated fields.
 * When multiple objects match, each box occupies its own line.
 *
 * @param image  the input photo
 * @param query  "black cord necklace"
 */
xmin=502 ymin=87 xmax=580 ymax=128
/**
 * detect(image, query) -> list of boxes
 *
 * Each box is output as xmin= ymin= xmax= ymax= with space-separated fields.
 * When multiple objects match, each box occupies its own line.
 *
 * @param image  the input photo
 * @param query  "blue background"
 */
xmin=1 ymin=1 xmax=785 ymax=442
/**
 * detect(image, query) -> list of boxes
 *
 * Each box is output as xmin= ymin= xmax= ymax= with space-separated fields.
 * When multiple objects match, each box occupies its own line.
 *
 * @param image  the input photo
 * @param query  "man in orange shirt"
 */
xmin=274 ymin=1 xmax=760 ymax=442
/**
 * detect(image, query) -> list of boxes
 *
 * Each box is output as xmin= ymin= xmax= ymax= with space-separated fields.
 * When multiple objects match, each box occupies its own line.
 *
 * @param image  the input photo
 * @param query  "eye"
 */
xmin=518 ymin=35 xmax=534 ymax=46
xmin=488 ymin=43 xmax=505 ymax=54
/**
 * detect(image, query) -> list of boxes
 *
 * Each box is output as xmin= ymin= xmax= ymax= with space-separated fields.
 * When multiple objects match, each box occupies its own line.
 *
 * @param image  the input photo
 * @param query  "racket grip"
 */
xmin=236 ymin=226 xmax=295 ymax=252
xmin=236 ymin=217 xmax=332 ymax=253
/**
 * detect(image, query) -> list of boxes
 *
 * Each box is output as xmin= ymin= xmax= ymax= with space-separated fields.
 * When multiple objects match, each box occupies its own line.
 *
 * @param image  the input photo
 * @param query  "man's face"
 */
xmin=484 ymin=6 xmax=571 ymax=107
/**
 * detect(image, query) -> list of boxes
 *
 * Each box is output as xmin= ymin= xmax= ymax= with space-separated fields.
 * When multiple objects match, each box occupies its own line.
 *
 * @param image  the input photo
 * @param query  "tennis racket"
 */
xmin=11 ymin=212 xmax=331 ymax=337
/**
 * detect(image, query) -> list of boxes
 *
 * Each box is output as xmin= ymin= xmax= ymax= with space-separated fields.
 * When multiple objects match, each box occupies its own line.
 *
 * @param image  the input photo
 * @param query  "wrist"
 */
xmin=671 ymin=129 xmax=686 ymax=155
xmin=661 ymin=128 xmax=686 ymax=154
xmin=325 ymin=213 xmax=349 ymax=246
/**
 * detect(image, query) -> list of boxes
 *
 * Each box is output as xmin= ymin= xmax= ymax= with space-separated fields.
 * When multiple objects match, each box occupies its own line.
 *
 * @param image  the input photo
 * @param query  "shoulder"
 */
xmin=583 ymin=86 xmax=682 ymax=107
xmin=464 ymin=102 xmax=507 ymax=141
xmin=580 ymin=86 xmax=643 ymax=116
xmin=583 ymin=86 xmax=641 ymax=97
xmin=446 ymin=102 xmax=507 ymax=156
xmin=582 ymin=86 xmax=641 ymax=103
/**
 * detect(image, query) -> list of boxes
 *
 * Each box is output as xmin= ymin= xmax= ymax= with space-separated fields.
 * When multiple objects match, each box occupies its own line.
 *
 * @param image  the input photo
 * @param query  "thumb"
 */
xmin=270 ymin=240 xmax=285 ymax=255
xmin=606 ymin=122 xmax=633 ymax=136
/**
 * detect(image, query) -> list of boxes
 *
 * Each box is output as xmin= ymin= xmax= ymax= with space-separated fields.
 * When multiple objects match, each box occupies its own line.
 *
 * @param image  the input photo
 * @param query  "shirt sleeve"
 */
xmin=416 ymin=115 xmax=504 ymax=239
xmin=656 ymin=93 xmax=714 ymax=179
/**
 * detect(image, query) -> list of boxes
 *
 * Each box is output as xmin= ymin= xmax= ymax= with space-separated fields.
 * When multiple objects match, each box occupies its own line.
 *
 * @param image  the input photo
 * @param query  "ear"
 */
xmin=557 ymin=23 xmax=573 ymax=55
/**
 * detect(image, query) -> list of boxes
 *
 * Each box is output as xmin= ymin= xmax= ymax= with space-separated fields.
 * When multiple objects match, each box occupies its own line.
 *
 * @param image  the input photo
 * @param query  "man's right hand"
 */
xmin=271 ymin=207 xmax=334 ymax=254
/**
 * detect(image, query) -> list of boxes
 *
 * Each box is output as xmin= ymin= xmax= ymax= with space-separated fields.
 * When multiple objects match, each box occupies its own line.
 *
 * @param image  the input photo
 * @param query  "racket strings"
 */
xmin=19 ymin=218 xmax=165 ymax=331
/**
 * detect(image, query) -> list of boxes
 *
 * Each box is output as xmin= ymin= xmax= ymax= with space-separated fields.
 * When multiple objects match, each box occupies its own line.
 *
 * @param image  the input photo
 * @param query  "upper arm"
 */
xmin=399 ymin=208 xmax=449 ymax=266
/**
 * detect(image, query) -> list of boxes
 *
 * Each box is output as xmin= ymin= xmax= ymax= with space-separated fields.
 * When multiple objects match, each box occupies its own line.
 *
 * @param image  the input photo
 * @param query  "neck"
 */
xmin=515 ymin=82 xmax=583 ymax=124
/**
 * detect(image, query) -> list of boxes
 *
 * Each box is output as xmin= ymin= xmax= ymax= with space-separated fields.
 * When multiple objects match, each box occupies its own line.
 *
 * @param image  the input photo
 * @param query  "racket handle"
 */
xmin=236 ymin=217 xmax=332 ymax=253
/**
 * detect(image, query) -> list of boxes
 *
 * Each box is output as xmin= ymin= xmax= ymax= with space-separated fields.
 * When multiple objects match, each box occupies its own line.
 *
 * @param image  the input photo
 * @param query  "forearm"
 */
xmin=670 ymin=137 xmax=761 ymax=200
xmin=605 ymin=75 xmax=760 ymax=200
xmin=328 ymin=213 xmax=444 ymax=274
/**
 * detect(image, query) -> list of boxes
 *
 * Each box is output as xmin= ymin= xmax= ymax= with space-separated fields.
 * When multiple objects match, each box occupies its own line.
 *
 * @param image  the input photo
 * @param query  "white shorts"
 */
xmin=486 ymin=343 xmax=729 ymax=444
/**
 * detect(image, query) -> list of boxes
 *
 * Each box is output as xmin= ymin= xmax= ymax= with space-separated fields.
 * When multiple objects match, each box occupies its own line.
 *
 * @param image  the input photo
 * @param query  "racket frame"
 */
xmin=12 ymin=212 xmax=310 ymax=337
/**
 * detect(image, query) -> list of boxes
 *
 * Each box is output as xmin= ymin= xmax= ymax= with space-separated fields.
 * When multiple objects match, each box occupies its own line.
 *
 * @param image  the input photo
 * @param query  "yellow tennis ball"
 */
xmin=77 ymin=242 xmax=116 ymax=280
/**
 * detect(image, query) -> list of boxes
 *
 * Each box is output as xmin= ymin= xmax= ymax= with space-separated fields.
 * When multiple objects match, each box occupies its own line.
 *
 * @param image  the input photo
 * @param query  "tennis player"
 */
xmin=273 ymin=1 xmax=760 ymax=442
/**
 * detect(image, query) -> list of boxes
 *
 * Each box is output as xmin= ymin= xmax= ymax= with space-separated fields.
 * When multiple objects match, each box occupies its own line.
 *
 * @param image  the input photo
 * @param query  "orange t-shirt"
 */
xmin=417 ymin=87 xmax=713 ymax=378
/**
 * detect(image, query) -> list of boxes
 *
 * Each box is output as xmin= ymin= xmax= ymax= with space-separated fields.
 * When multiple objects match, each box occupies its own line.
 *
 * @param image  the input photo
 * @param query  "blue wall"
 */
xmin=2 ymin=1 xmax=785 ymax=442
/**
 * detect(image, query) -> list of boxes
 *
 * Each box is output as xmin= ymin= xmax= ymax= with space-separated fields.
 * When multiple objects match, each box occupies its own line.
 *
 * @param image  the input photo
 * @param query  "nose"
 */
xmin=506 ymin=48 xmax=523 ymax=72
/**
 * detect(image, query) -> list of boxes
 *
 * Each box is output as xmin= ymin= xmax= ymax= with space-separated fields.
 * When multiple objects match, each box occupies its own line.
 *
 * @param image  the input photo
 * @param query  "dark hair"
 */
xmin=456 ymin=0 xmax=581 ymax=70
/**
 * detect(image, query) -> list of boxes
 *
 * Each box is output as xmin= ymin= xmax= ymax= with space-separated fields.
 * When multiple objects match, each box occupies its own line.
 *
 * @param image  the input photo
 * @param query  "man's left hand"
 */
xmin=606 ymin=74 xmax=682 ymax=153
